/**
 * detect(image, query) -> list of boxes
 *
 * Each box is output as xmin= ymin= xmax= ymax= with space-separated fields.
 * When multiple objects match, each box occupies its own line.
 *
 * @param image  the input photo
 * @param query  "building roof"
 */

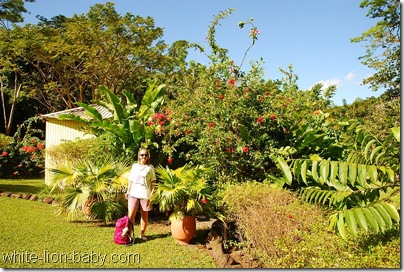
xmin=41 ymin=104 xmax=112 ymax=120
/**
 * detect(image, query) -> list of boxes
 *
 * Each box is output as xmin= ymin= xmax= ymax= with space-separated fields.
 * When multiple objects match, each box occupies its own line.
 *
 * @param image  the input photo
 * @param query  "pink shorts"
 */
xmin=128 ymin=197 xmax=152 ymax=212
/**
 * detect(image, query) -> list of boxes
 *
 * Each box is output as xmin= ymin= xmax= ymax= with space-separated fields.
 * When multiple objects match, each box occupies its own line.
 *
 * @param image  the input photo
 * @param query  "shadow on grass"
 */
xmin=0 ymin=184 xmax=44 ymax=194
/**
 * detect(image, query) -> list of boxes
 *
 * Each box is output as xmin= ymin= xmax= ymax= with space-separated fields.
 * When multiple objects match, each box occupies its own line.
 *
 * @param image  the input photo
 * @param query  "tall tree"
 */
xmin=0 ymin=0 xmax=35 ymax=135
xmin=0 ymin=0 xmax=35 ymax=29
xmin=5 ymin=2 xmax=175 ymax=111
xmin=351 ymin=0 xmax=400 ymax=99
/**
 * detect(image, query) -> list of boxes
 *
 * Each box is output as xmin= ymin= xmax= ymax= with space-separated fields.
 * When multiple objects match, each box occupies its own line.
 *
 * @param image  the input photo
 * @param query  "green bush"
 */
xmin=0 ymin=133 xmax=13 ymax=149
xmin=46 ymin=135 xmax=121 ymax=166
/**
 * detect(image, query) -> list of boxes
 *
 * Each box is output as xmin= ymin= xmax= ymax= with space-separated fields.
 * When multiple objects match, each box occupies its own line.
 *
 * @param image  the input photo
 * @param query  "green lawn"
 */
xmin=0 ymin=179 xmax=217 ymax=269
xmin=0 ymin=179 xmax=45 ymax=195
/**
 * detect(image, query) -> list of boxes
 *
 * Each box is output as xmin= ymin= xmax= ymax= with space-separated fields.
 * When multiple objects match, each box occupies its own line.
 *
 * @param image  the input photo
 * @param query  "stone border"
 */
xmin=0 ymin=190 xmax=57 ymax=204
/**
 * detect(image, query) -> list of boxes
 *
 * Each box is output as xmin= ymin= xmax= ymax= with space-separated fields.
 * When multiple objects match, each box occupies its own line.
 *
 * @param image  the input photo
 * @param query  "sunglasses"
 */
xmin=139 ymin=154 xmax=149 ymax=157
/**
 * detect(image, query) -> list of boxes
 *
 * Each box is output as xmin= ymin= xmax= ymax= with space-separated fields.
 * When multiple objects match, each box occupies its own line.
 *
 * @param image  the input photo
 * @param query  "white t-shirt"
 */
xmin=128 ymin=163 xmax=156 ymax=199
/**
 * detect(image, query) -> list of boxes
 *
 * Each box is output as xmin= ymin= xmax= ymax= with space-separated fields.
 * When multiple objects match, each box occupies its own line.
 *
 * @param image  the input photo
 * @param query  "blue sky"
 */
xmin=22 ymin=0 xmax=385 ymax=105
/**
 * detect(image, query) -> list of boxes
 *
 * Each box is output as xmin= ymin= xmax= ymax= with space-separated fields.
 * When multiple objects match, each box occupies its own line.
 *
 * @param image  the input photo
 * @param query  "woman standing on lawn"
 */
xmin=125 ymin=148 xmax=157 ymax=241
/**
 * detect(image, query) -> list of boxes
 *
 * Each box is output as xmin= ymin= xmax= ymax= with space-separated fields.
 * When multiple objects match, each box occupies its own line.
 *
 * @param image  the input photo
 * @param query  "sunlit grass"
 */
xmin=0 ymin=196 xmax=216 ymax=268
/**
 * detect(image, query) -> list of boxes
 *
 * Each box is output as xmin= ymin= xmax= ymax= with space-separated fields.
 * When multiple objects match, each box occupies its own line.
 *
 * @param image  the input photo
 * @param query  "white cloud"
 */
xmin=344 ymin=72 xmax=356 ymax=82
xmin=316 ymin=78 xmax=342 ymax=90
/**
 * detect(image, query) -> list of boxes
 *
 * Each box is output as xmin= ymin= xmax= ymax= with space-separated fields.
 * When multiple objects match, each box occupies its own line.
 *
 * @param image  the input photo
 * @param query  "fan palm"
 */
xmin=48 ymin=158 xmax=131 ymax=223
xmin=152 ymin=164 xmax=218 ymax=220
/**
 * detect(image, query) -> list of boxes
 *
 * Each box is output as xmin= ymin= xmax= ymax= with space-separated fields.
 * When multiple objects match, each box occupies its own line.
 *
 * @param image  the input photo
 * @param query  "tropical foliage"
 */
xmin=152 ymin=164 xmax=221 ymax=221
xmin=0 ymin=0 xmax=399 ymax=251
xmin=268 ymin=124 xmax=400 ymax=239
xmin=48 ymin=158 xmax=130 ymax=223
xmin=57 ymin=81 xmax=165 ymax=159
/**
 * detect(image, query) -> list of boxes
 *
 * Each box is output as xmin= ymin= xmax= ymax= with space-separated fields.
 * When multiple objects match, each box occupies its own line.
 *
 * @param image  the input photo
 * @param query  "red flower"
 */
xmin=152 ymin=113 xmax=166 ymax=120
xmin=218 ymin=94 xmax=224 ymax=100
xmin=257 ymin=117 xmax=263 ymax=124
xmin=283 ymin=127 xmax=287 ymax=133
xmin=288 ymin=214 xmax=293 ymax=219
xmin=244 ymin=89 xmax=249 ymax=93
xmin=1 ymin=151 xmax=7 ymax=157
xmin=270 ymin=114 xmax=276 ymax=121
xmin=209 ymin=122 xmax=215 ymax=128
xmin=243 ymin=146 xmax=249 ymax=153
xmin=265 ymin=92 xmax=270 ymax=96
xmin=229 ymin=78 xmax=235 ymax=86
xmin=167 ymin=157 xmax=173 ymax=164
xmin=37 ymin=143 xmax=45 ymax=149
xmin=22 ymin=146 xmax=37 ymax=153
xmin=201 ymin=198 xmax=208 ymax=205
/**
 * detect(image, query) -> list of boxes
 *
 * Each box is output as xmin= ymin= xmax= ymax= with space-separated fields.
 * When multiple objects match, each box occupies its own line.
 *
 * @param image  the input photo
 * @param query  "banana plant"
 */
xmin=267 ymin=124 xmax=400 ymax=239
xmin=57 ymin=81 xmax=165 ymax=157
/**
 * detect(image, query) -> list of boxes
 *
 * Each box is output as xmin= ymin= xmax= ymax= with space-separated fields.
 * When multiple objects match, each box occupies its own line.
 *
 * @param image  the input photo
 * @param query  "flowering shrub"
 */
xmin=0 ymin=117 xmax=45 ymax=178
xmin=157 ymin=10 xmax=341 ymax=184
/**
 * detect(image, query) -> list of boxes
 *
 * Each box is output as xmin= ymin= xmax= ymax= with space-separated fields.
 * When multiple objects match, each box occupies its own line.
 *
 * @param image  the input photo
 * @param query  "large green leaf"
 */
xmin=269 ymin=155 xmax=292 ymax=185
xmin=379 ymin=202 xmax=400 ymax=222
xmin=311 ymin=160 xmax=319 ymax=182
xmin=129 ymin=119 xmax=142 ymax=144
xmin=344 ymin=209 xmax=358 ymax=237
xmin=300 ymin=160 xmax=308 ymax=185
xmin=369 ymin=206 xmax=386 ymax=232
xmin=348 ymin=163 xmax=357 ymax=186
xmin=363 ymin=208 xmax=379 ymax=232
xmin=319 ymin=160 xmax=329 ymax=184
xmin=337 ymin=212 xmax=347 ymax=240
xmin=391 ymin=127 xmax=400 ymax=142
xmin=364 ymin=139 xmax=376 ymax=161
xmin=374 ymin=203 xmax=393 ymax=228
xmin=100 ymin=85 xmax=125 ymax=122
xmin=329 ymin=161 xmax=338 ymax=183
xmin=75 ymin=102 xmax=103 ymax=121
xmin=369 ymin=146 xmax=383 ymax=164
xmin=353 ymin=208 xmax=368 ymax=233
xmin=338 ymin=162 xmax=348 ymax=185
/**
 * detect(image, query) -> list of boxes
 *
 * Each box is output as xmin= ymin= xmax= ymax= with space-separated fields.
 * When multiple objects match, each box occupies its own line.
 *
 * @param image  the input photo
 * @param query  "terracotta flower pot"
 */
xmin=170 ymin=215 xmax=196 ymax=245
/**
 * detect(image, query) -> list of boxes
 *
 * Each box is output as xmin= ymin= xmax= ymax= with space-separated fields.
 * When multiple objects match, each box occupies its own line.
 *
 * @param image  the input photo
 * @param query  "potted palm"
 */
xmin=152 ymin=164 xmax=220 ymax=244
